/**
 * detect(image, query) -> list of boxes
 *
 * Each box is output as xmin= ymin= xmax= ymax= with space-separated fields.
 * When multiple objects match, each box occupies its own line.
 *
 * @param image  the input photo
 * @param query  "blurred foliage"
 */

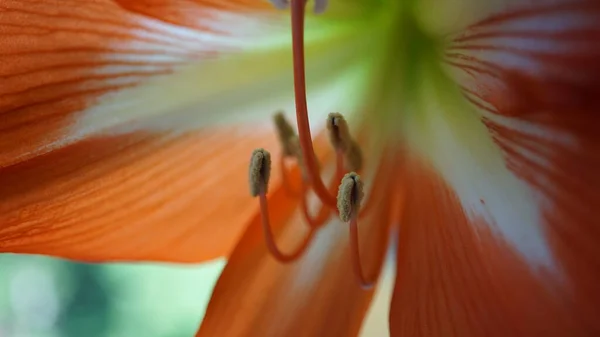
xmin=0 ymin=255 xmax=225 ymax=337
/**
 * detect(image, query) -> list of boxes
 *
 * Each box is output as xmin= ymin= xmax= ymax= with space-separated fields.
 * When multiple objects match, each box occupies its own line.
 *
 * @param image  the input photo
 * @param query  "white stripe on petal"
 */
xmin=402 ymin=70 xmax=558 ymax=272
xmin=70 ymin=24 xmax=376 ymax=140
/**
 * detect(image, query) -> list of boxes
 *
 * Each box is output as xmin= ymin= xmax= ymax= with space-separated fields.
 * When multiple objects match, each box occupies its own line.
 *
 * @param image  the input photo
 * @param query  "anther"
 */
xmin=273 ymin=112 xmax=315 ymax=186
xmin=274 ymin=112 xmax=296 ymax=141
xmin=327 ymin=113 xmax=353 ymax=152
xmin=249 ymin=148 xmax=271 ymax=197
xmin=249 ymin=148 xmax=316 ymax=263
xmin=273 ymin=112 xmax=301 ymax=158
xmin=337 ymin=173 xmax=375 ymax=289
xmin=327 ymin=113 xmax=363 ymax=172
xmin=337 ymin=173 xmax=364 ymax=222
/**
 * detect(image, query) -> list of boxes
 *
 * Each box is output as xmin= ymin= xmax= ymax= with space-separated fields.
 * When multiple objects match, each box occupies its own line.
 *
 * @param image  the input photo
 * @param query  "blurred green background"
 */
xmin=0 ymin=255 xmax=393 ymax=337
xmin=0 ymin=255 xmax=225 ymax=337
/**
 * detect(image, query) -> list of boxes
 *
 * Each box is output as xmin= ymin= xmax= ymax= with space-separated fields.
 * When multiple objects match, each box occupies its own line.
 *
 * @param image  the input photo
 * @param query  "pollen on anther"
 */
xmin=337 ymin=173 xmax=364 ymax=222
xmin=249 ymin=148 xmax=272 ymax=197
xmin=327 ymin=113 xmax=363 ymax=171
xmin=327 ymin=112 xmax=352 ymax=152
xmin=273 ymin=112 xmax=299 ymax=157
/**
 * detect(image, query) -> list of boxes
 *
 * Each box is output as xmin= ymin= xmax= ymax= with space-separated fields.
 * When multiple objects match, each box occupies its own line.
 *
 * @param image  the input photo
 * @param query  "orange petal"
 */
xmin=0 ymin=0 xmax=278 ymax=168
xmin=392 ymin=5 xmax=600 ymax=334
xmin=196 ymin=158 xmax=395 ymax=337
xmin=0 ymin=0 xmax=288 ymax=262
xmin=451 ymin=4 xmax=599 ymax=331
xmin=418 ymin=0 xmax=598 ymax=35
xmin=390 ymin=154 xmax=599 ymax=336
xmin=115 ymin=0 xmax=275 ymax=30
xmin=0 ymin=127 xmax=280 ymax=262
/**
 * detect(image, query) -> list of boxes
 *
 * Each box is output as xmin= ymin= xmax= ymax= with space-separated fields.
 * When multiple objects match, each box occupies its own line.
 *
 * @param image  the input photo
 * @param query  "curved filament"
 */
xmin=259 ymin=192 xmax=315 ymax=263
xmin=349 ymin=216 xmax=377 ymax=289
xmin=301 ymin=150 xmax=349 ymax=228
xmin=280 ymin=156 xmax=302 ymax=197
xmin=301 ymin=189 xmax=332 ymax=229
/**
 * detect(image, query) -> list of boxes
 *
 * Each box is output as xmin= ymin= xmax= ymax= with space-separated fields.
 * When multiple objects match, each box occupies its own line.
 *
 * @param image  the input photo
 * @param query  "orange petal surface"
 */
xmin=0 ymin=127 xmax=280 ymax=262
xmin=390 ymin=3 xmax=600 ymax=334
xmin=0 ymin=0 xmax=290 ymax=262
xmin=391 ymin=156 xmax=599 ymax=336
xmin=1 ymin=0 xmax=230 ymax=168
xmin=114 ymin=0 xmax=275 ymax=29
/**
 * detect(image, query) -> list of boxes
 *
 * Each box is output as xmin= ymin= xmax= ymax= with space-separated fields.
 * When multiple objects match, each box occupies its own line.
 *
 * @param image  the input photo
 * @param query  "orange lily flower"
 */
xmin=1 ymin=0 xmax=599 ymax=336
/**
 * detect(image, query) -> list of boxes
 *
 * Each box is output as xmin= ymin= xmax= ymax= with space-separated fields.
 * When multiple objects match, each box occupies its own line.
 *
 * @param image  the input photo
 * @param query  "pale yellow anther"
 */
xmin=249 ymin=148 xmax=272 ymax=197
xmin=337 ymin=173 xmax=364 ymax=222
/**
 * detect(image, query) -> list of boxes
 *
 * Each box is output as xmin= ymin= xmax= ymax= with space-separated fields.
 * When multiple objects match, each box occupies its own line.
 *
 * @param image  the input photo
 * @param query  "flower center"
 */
xmin=248 ymin=0 xmax=380 ymax=289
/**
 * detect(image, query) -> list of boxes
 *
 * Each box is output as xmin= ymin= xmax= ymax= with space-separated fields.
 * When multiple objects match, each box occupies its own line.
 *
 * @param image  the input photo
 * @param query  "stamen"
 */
xmin=337 ymin=173 xmax=364 ymax=222
xmin=327 ymin=113 xmax=352 ymax=151
xmin=327 ymin=113 xmax=363 ymax=171
xmin=273 ymin=112 xmax=299 ymax=158
xmin=291 ymin=0 xmax=337 ymax=207
xmin=301 ymin=174 xmax=342 ymax=229
xmin=337 ymin=173 xmax=375 ymax=289
xmin=259 ymin=191 xmax=316 ymax=263
xmin=279 ymin=155 xmax=301 ymax=197
xmin=249 ymin=148 xmax=315 ymax=263
xmin=249 ymin=148 xmax=271 ymax=197
xmin=349 ymin=216 xmax=376 ymax=289
xmin=273 ymin=111 xmax=321 ymax=183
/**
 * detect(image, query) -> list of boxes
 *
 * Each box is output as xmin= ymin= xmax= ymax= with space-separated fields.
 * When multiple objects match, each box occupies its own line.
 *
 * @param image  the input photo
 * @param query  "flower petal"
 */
xmin=71 ymin=25 xmax=373 ymax=141
xmin=114 ymin=0 xmax=274 ymax=29
xmin=2 ymin=0 xmax=354 ymax=165
xmin=0 ymin=127 xmax=280 ymax=262
xmin=196 ymin=154 xmax=396 ymax=337
xmin=390 ymin=159 xmax=592 ymax=336
xmin=0 ymin=0 xmax=376 ymax=262
xmin=416 ymin=0 xmax=596 ymax=36
xmin=1 ymin=0 xmax=237 ymax=167
xmin=390 ymin=4 xmax=599 ymax=333
xmin=0 ymin=0 xmax=285 ymax=262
